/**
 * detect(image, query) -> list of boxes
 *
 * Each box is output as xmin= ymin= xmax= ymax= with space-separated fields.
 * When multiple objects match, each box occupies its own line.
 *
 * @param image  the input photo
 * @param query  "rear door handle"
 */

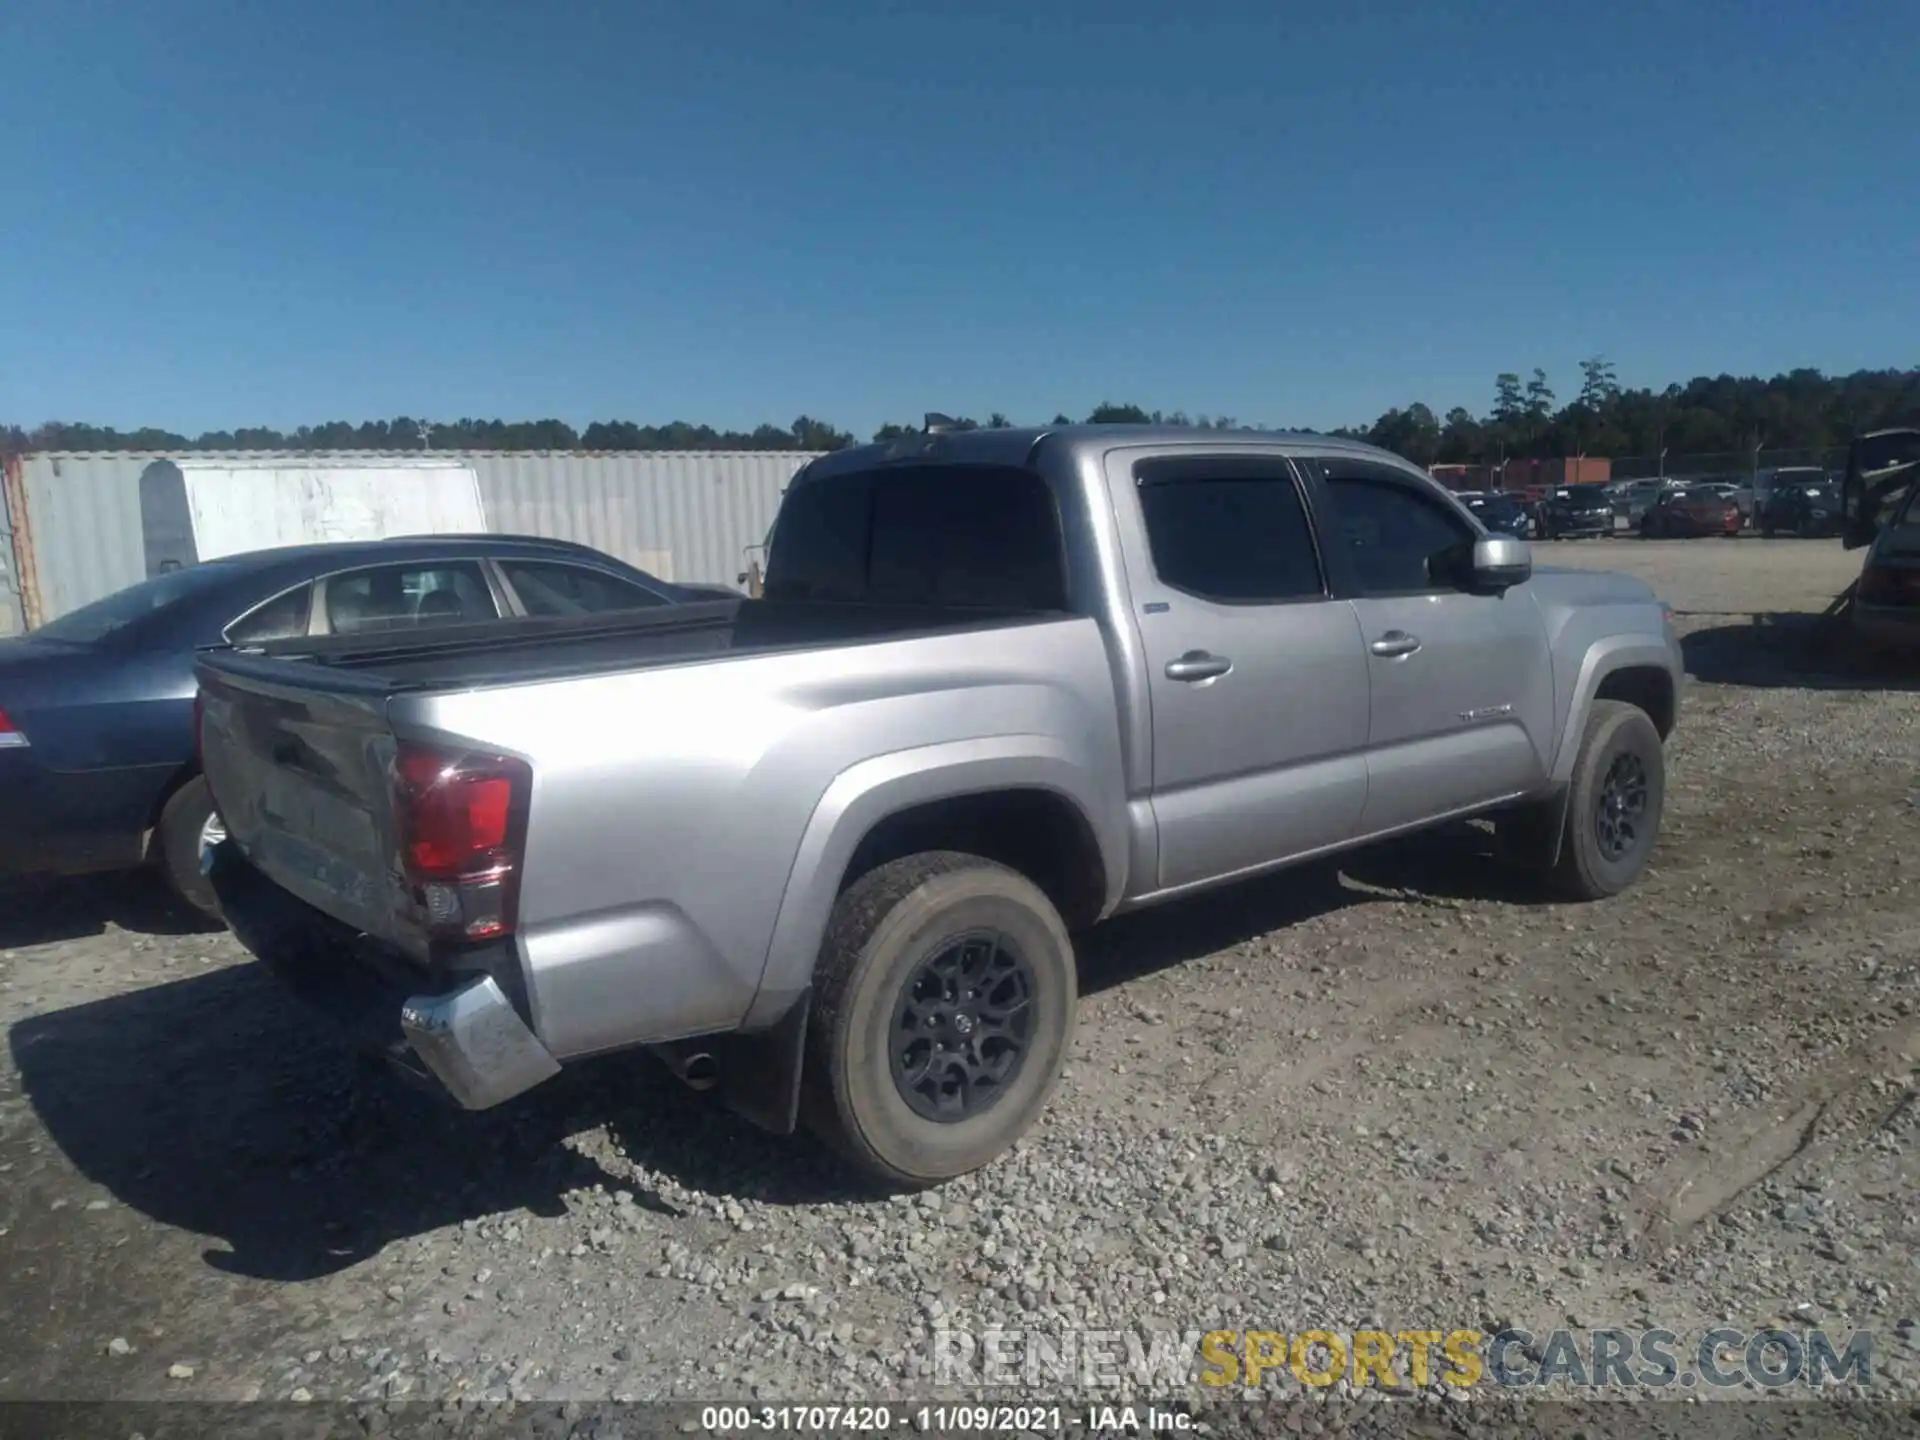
xmin=1369 ymin=630 xmax=1422 ymax=658
xmin=1165 ymin=650 xmax=1233 ymax=682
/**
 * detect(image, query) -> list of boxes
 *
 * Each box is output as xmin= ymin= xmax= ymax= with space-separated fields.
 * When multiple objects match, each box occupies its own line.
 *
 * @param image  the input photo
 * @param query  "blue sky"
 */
xmin=3 ymin=0 xmax=1915 ymax=439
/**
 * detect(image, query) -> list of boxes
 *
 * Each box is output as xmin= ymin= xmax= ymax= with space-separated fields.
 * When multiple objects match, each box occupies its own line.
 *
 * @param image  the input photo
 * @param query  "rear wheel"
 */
xmin=156 ymin=775 xmax=223 ymax=919
xmin=804 ymin=852 xmax=1077 ymax=1186
xmin=1551 ymin=700 xmax=1665 ymax=901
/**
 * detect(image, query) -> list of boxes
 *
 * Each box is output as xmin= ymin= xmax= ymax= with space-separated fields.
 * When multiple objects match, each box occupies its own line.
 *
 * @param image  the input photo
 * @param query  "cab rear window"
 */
xmin=764 ymin=464 xmax=1068 ymax=611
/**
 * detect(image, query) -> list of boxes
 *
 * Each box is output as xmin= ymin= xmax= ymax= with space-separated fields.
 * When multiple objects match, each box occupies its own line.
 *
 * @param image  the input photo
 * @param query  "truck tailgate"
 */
xmin=197 ymin=654 xmax=422 ymax=955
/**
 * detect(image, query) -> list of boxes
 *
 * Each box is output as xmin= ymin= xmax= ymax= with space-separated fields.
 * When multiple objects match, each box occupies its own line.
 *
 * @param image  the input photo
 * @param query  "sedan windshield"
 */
xmin=30 ymin=562 xmax=243 ymax=645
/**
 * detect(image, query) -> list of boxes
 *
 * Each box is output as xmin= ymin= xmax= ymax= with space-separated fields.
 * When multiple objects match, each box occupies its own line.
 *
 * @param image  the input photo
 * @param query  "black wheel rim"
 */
xmin=1594 ymin=750 xmax=1651 ymax=862
xmin=890 ymin=930 xmax=1035 ymax=1123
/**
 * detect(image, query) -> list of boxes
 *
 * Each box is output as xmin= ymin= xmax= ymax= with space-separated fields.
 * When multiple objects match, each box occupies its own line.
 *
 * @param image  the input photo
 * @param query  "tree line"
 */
xmin=7 ymin=364 xmax=1916 ymax=464
xmin=1343 ymin=362 xmax=1920 ymax=469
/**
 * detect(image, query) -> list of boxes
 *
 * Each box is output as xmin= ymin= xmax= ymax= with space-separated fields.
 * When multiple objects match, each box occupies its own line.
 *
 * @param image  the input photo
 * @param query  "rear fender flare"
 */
xmin=741 ymin=737 xmax=1125 ymax=1031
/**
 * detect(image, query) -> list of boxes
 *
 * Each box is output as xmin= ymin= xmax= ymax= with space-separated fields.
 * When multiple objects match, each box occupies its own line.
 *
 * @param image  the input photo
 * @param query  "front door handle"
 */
xmin=1165 ymin=650 xmax=1233 ymax=682
xmin=1369 ymin=630 xmax=1422 ymax=658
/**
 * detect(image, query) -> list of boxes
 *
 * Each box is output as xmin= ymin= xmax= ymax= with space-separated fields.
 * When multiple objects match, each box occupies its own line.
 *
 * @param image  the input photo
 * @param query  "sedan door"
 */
xmin=1301 ymin=457 xmax=1555 ymax=837
xmin=313 ymin=559 xmax=500 ymax=636
xmin=1105 ymin=451 xmax=1372 ymax=894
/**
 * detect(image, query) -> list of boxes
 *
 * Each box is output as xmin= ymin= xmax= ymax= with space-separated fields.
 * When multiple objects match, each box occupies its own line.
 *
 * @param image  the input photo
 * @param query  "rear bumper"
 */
xmin=208 ymin=841 xmax=559 ymax=1109
xmin=0 ymin=752 xmax=161 ymax=876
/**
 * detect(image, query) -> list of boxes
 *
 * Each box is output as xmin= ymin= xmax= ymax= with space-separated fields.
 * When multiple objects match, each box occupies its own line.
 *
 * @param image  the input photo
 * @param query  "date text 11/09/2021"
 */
xmin=700 ymin=1407 xmax=1098 ymax=1433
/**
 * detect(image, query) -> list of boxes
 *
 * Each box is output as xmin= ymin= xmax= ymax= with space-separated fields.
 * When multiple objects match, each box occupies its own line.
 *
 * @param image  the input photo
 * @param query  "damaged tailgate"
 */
xmin=196 ymin=650 xmax=424 ymax=956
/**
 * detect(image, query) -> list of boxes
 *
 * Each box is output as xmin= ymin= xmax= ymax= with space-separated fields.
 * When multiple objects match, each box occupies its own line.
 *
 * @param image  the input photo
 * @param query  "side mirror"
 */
xmin=1471 ymin=535 xmax=1531 ymax=591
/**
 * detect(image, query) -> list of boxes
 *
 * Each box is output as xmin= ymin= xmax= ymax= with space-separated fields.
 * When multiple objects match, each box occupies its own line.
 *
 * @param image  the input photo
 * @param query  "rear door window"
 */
xmin=324 ymin=561 xmax=497 ymax=635
xmin=1133 ymin=458 xmax=1325 ymax=603
xmin=497 ymin=560 xmax=670 ymax=617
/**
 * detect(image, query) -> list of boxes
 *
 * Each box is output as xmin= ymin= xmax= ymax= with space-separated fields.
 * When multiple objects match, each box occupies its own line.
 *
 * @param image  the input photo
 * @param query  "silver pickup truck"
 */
xmin=197 ymin=426 xmax=1683 ymax=1186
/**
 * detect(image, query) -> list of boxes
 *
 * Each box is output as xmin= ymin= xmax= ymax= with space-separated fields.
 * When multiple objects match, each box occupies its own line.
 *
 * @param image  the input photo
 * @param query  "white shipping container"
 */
xmin=174 ymin=458 xmax=487 ymax=559
xmin=7 ymin=449 xmax=818 ymax=626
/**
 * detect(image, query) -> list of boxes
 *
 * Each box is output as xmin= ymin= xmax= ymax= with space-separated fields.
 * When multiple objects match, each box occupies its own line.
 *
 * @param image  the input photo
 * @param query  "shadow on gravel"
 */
xmin=1338 ymin=823 xmax=1561 ymax=907
xmin=8 ymin=961 xmax=880 ymax=1280
xmin=1078 ymin=822 xmax=1552 ymax=988
xmin=1681 ymin=612 xmax=1920 ymax=692
xmin=1076 ymin=856 xmax=1360 ymax=993
xmin=10 ymin=830 xmax=1562 ymax=1272
xmin=0 ymin=871 xmax=224 ymax=948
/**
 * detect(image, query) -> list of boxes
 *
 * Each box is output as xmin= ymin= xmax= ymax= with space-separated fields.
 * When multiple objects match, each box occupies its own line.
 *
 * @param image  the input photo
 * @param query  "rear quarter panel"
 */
xmin=0 ymin=641 xmax=200 ymax=868
xmin=399 ymin=616 xmax=1130 ymax=1060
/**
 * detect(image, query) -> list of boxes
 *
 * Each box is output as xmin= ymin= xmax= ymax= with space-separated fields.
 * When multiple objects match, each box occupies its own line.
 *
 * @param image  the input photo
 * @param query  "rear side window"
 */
xmin=764 ymin=465 xmax=1067 ymax=610
xmin=1134 ymin=458 xmax=1324 ymax=603
xmin=498 ymin=560 xmax=668 ymax=617
xmin=226 ymin=583 xmax=313 ymax=644
xmin=325 ymin=562 xmax=498 ymax=635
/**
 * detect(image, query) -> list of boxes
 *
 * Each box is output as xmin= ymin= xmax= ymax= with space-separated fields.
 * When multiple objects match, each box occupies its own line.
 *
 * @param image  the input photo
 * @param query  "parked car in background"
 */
xmin=1757 ymin=480 xmax=1843 ymax=537
xmin=1613 ymin=480 xmax=1672 ymax=528
xmin=1842 ymin=430 xmax=1920 ymax=550
xmin=1457 ymin=490 xmax=1532 ymax=539
xmin=1842 ymin=428 xmax=1920 ymax=653
xmin=1696 ymin=481 xmax=1754 ymax=522
xmin=198 ymin=424 xmax=1683 ymax=1185
xmin=1757 ymin=466 xmax=1830 ymax=523
xmin=1639 ymin=487 xmax=1742 ymax=539
xmin=0 ymin=535 xmax=708 ymax=916
xmin=1537 ymin=485 xmax=1617 ymax=539
xmin=1852 ymin=480 xmax=1920 ymax=652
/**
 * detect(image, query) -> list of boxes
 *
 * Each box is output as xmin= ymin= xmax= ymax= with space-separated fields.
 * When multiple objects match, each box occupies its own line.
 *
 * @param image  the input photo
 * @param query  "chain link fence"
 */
xmin=1607 ymin=447 xmax=1847 ymax=483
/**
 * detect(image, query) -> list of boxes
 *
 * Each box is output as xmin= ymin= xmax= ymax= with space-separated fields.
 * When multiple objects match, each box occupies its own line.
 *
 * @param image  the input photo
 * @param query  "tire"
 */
xmin=156 ymin=775 xmax=223 ymax=919
xmin=1550 ymin=700 xmax=1665 ymax=901
xmin=1761 ymin=523 xmax=1774 ymax=538
xmin=804 ymin=851 xmax=1077 ymax=1187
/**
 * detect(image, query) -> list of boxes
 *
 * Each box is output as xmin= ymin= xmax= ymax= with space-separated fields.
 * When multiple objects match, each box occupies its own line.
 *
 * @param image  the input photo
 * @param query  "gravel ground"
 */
xmin=1 ymin=537 xmax=1915 ymax=1423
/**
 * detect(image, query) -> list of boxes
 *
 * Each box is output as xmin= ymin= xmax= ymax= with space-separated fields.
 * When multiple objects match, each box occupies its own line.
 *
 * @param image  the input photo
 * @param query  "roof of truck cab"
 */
xmin=799 ymin=424 xmax=1399 ymax=479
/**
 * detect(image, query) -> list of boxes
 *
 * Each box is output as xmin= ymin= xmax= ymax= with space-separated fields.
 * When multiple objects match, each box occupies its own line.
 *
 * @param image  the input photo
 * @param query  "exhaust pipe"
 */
xmin=654 ymin=1042 xmax=719 ymax=1092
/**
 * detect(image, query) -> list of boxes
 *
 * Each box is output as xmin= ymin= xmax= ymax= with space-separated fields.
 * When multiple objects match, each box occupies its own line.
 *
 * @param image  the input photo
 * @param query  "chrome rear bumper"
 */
xmin=400 ymin=975 xmax=560 ymax=1110
xmin=211 ymin=839 xmax=561 ymax=1111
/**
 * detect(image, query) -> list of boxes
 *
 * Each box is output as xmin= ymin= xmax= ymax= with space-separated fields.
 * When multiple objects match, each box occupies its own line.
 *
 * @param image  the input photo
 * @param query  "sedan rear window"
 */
xmin=31 ymin=561 xmax=247 ymax=645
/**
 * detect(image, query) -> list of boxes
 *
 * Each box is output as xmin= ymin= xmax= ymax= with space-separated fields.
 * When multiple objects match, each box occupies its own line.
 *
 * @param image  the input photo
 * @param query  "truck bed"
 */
xmin=212 ymin=597 xmax=1069 ymax=693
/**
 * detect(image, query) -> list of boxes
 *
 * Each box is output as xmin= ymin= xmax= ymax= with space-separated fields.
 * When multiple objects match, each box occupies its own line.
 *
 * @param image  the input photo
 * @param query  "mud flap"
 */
xmin=716 ymin=989 xmax=811 ymax=1135
xmin=1498 ymin=784 xmax=1571 ymax=870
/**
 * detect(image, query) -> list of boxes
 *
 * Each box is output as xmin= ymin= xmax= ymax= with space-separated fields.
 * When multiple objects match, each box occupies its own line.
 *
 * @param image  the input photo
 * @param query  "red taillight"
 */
xmin=393 ymin=742 xmax=531 ymax=941
xmin=0 ymin=704 xmax=25 ymax=749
